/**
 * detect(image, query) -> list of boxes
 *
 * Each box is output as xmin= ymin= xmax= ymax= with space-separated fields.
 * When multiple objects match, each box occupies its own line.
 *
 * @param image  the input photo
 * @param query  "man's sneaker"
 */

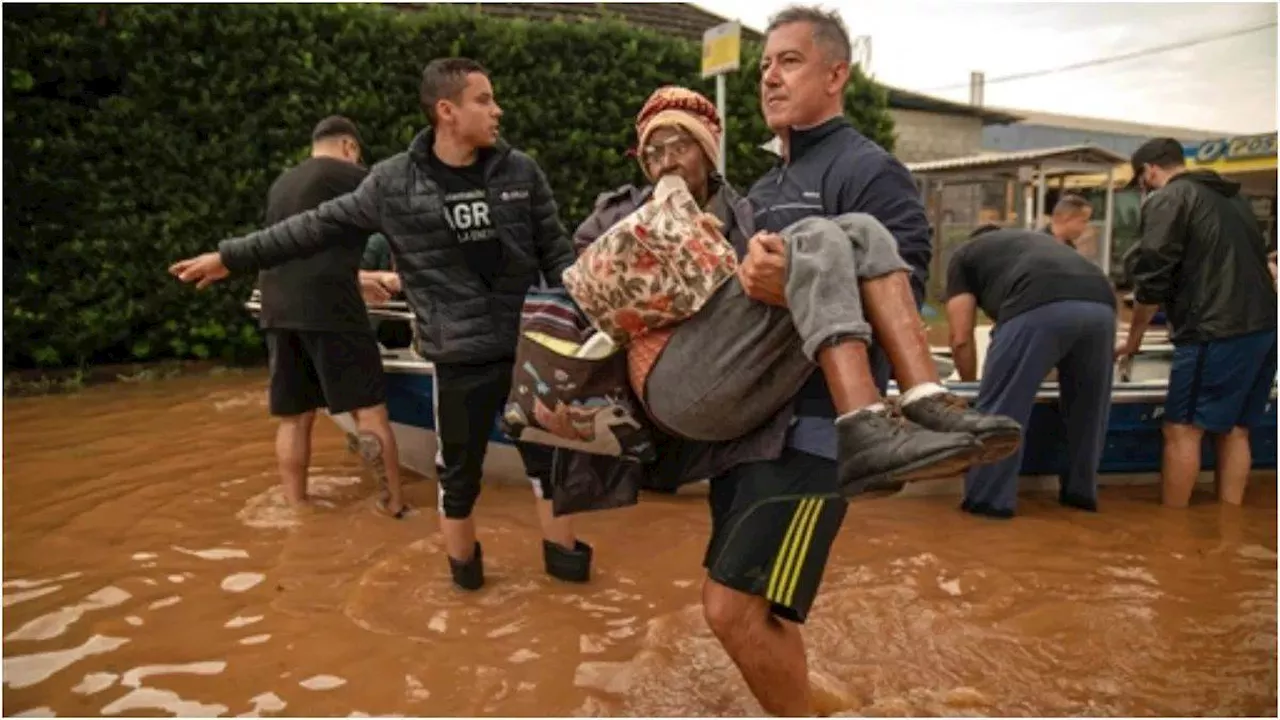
xmin=543 ymin=539 xmax=593 ymax=583
xmin=837 ymin=408 xmax=982 ymax=495
xmin=448 ymin=542 xmax=485 ymax=591
xmin=900 ymin=392 xmax=1022 ymax=464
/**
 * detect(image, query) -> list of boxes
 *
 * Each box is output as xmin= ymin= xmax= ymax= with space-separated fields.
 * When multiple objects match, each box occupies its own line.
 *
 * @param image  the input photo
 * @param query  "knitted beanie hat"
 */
xmin=634 ymin=86 xmax=722 ymax=180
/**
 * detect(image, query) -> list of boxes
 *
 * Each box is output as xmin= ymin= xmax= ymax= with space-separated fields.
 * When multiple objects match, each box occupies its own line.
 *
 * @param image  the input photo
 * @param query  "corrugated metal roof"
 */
xmin=907 ymin=144 xmax=1128 ymax=175
xmin=888 ymin=89 xmax=1022 ymax=125
xmin=982 ymin=106 xmax=1227 ymax=140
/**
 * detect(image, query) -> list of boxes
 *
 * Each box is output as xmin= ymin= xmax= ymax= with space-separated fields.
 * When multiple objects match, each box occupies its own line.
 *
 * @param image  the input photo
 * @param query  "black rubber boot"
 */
xmin=448 ymin=541 xmax=484 ymax=591
xmin=543 ymin=539 xmax=592 ymax=584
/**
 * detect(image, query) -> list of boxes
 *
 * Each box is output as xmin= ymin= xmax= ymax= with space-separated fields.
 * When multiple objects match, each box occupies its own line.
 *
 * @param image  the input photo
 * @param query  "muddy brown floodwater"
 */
xmin=3 ymin=370 xmax=1277 ymax=717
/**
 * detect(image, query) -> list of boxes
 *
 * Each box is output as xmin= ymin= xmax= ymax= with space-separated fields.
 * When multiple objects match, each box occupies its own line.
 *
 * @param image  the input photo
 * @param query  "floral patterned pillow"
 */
xmin=563 ymin=175 xmax=739 ymax=345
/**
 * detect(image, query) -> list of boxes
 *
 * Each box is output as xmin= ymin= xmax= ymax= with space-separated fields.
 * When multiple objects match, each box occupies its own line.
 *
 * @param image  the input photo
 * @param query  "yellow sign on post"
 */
xmin=701 ymin=21 xmax=741 ymax=78
xmin=701 ymin=20 xmax=740 ymax=176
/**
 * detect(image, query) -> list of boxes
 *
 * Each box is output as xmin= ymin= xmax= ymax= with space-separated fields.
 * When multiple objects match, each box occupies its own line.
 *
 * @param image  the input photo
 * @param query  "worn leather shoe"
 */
xmin=837 ymin=408 xmax=983 ymax=495
xmin=900 ymin=392 xmax=1022 ymax=464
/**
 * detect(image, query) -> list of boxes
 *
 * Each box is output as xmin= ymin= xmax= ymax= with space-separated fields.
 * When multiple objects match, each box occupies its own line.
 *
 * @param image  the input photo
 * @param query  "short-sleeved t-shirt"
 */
xmin=258 ymin=156 xmax=372 ymax=332
xmin=362 ymin=233 xmax=392 ymax=271
xmin=945 ymin=228 xmax=1117 ymax=324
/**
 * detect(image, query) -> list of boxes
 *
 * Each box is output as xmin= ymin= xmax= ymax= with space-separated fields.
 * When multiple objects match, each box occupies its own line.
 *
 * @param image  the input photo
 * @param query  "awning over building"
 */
xmin=907 ymin=144 xmax=1130 ymax=277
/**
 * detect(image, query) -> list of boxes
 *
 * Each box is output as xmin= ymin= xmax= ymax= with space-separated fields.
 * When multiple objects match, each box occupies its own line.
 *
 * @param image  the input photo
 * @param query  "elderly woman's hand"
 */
xmin=738 ymin=232 xmax=788 ymax=307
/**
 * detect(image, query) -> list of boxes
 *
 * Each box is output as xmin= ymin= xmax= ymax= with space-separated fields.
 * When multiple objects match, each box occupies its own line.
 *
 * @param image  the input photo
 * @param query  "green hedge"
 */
xmin=3 ymin=3 xmax=894 ymax=370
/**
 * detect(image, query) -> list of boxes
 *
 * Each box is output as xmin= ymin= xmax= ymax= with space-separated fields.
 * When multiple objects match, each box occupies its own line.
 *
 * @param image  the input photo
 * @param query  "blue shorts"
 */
xmin=1166 ymin=329 xmax=1278 ymax=433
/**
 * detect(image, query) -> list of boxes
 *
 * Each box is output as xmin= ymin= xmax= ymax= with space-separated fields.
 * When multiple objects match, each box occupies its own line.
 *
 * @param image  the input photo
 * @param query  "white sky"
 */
xmin=693 ymin=0 xmax=1278 ymax=134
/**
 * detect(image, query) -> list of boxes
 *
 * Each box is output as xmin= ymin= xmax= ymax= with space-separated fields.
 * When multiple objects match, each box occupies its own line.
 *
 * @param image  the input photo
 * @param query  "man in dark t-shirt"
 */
xmin=258 ymin=116 xmax=407 ymax=519
xmin=426 ymin=146 xmax=503 ymax=288
xmin=944 ymin=225 xmax=1118 ymax=518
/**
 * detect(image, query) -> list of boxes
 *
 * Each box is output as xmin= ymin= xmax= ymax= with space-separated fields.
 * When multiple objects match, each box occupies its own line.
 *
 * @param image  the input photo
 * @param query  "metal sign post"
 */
xmin=701 ymin=20 xmax=741 ymax=177
xmin=715 ymin=74 xmax=727 ymax=173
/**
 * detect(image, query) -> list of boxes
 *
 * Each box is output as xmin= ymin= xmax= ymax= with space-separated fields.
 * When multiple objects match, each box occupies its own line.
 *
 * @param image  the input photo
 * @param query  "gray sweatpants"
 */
xmin=645 ymin=213 xmax=912 ymax=442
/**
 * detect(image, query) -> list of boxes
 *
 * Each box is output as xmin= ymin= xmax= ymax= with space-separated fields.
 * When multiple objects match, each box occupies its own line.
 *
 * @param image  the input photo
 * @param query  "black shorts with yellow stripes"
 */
xmin=702 ymin=447 xmax=848 ymax=624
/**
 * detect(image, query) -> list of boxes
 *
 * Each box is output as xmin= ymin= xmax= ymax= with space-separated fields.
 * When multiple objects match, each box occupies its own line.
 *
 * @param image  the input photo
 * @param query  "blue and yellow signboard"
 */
xmin=1184 ymin=132 xmax=1277 ymax=174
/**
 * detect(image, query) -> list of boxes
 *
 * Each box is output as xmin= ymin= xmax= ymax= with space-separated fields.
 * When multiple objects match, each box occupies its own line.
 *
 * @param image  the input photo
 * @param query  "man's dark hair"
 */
xmin=1052 ymin=193 xmax=1092 ymax=217
xmin=311 ymin=115 xmax=361 ymax=145
xmin=766 ymin=5 xmax=852 ymax=64
xmin=419 ymin=57 xmax=489 ymax=123
xmin=970 ymin=224 xmax=1003 ymax=239
xmin=1131 ymin=137 xmax=1187 ymax=171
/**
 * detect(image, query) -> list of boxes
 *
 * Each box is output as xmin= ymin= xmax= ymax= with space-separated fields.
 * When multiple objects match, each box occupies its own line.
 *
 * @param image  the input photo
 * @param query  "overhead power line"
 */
xmin=921 ymin=21 xmax=1277 ymax=93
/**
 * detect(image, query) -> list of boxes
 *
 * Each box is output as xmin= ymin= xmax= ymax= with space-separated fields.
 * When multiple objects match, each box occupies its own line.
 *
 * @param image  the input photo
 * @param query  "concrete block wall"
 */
xmin=889 ymin=108 xmax=985 ymax=163
xmin=888 ymin=109 xmax=993 ymax=304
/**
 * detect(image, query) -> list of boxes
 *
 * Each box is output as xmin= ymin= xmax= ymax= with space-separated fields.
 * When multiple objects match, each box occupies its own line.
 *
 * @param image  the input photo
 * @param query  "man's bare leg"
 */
xmin=536 ymin=495 xmax=593 ymax=583
xmin=536 ymin=498 xmax=576 ymax=548
xmin=1214 ymin=426 xmax=1252 ymax=505
xmin=441 ymin=517 xmax=478 ymax=563
xmin=276 ymin=411 xmax=316 ymax=505
xmin=702 ymin=579 xmax=812 ymax=717
xmin=861 ymin=269 xmax=1022 ymax=461
xmin=816 ymin=341 xmax=882 ymax=414
xmin=1161 ymin=422 xmax=1205 ymax=508
xmin=518 ymin=443 xmax=592 ymax=582
xmin=351 ymin=404 xmax=407 ymax=517
xmin=859 ymin=271 xmax=938 ymax=389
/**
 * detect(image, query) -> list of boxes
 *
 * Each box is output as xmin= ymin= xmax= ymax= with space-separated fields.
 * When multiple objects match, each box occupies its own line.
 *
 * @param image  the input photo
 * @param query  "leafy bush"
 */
xmin=3 ymin=3 xmax=894 ymax=369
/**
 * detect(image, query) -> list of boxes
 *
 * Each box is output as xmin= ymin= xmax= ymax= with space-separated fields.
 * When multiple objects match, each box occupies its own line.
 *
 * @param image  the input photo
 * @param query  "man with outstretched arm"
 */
xmin=170 ymin=57 xmax=595 ymax=591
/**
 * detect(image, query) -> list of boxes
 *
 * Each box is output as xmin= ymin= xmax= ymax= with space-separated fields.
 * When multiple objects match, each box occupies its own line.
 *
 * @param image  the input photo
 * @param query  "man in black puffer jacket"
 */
xmin=1117 ymin=137 xmax=1277 ymax=509
xmin=170 ymin=57 xmax=591 ymax=592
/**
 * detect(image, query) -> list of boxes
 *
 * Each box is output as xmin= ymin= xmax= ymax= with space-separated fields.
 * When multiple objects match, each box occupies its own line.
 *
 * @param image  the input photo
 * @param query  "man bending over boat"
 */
xmin=945 ymin=224 xmax=1117 ymax=518
xmin=169 ymin=57 xmax=594 ymax=592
